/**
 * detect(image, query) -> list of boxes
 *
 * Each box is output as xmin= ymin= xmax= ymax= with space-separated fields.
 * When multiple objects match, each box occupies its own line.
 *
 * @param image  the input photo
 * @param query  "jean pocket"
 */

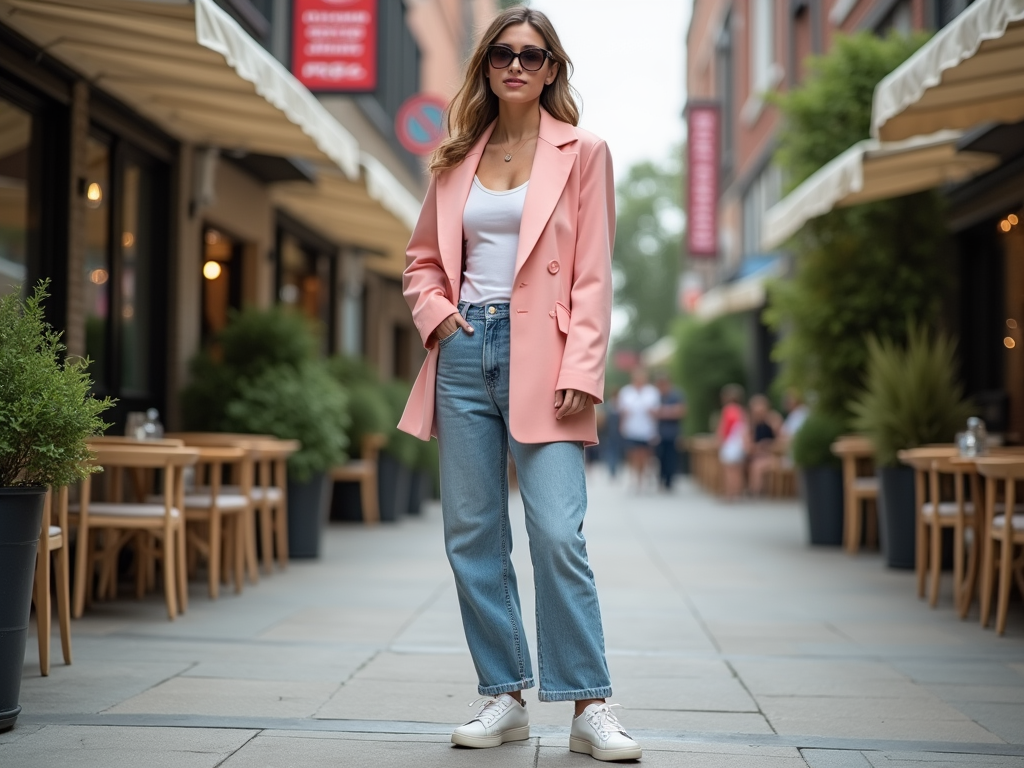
xmin=438 ymin=328 xmax=460 ymax=347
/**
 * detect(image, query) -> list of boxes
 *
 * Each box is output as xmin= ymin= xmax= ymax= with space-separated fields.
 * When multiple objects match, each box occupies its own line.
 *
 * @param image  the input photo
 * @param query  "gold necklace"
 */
xmin=500 ymin=133 xmax=536 ymax=163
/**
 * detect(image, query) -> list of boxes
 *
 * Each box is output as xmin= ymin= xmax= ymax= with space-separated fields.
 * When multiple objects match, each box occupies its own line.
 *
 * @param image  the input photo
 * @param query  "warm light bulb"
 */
xmin=1005 ymin=337 xmax=1016 ymax=349
xmin=122 ymin=232 xmax=135 ymax=248
xmin=86 ymin=182 xmax=102 ymax=202
xmin=203 ymin=260 xmax=222 ymax=280
xmin=1009 ymin=214 xmax=1020 ymax=226
xmin=205 ymin=230 xmax=220 ymax=245
xmin=89 ymin=268 xmax=109 ymax=285
xmin=1000 ymin=220 xmax=1012 ymax=232
xmin=1009 ymin=319 xmax=1019 ymax=329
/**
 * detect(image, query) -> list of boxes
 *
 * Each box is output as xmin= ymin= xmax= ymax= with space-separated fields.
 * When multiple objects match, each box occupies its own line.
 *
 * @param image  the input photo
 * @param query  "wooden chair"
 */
xmin=331 ymin=433 xmax=386 ymax=524
xmin=71 ymin=445 xmax=198 ymax=620
xmin=167 ymin=433 xmax=298 ymax=575
xmin=975 ymin=457 xmax=1024 ymax=635
xmin=252 ymin=438 xmax=300 ymax=571
xmin=897 ymin=446 xmax=964 ymax=608
xmin=167 ymin=434 xmax=268 ymax=586
xmin=33 ymin=487 xmax=71 ymax=675
xmin=766 ymin=443 xmax=797 ymax=498
xmin=831 ymin=436 xmax=879 ymax=554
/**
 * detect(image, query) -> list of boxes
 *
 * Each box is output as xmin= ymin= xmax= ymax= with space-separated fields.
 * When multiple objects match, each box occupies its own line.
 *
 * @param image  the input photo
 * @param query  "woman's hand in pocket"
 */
xmin=433 ymin=312 xmax=474 ymax=345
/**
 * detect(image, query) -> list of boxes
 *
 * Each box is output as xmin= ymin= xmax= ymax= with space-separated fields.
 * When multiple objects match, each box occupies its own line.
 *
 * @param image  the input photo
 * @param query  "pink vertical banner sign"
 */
xmin=293 ymin=0 xmax=378 ymax=92
xmin=686 ymin=104 xmax=720 ymax=258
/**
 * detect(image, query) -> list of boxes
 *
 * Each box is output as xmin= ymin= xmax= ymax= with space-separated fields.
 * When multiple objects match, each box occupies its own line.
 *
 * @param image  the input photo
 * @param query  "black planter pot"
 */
xmin=799 ymin=466 xmax=845 ymax=546
xmin=286 ymin=472 xmax=330 ymax=558
xmin=0 ymin=487 xmax=46 ymax=732
xmin=878 ymin=465 xmax=917 ymax=569
xmin=407 ymin=470 xmax=427 ymax=516
xmin=377 ymin=453 xmax=410 ymax=523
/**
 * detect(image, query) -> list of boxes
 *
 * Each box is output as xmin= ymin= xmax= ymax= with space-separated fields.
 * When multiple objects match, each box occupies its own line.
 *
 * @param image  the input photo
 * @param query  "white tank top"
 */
xmin=460 ymin=175 xmax=529 ymax=306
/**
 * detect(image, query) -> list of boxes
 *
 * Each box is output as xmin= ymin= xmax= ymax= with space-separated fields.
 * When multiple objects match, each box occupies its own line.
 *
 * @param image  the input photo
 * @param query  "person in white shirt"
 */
xmin=617 ymin=368 xmax=661 ymax=489
xmin=779 ymin=389 xmax=810 ymax=467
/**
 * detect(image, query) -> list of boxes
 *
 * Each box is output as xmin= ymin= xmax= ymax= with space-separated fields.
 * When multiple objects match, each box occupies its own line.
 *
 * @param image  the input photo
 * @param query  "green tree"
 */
xmin=764 ymin=32 xmax=947 ymax=417
xmin=613 ymin=152 xmax=685 ymax=351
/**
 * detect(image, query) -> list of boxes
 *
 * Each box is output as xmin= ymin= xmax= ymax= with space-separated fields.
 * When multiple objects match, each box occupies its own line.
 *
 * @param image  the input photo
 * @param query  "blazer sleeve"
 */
xmin=403 ymin=173 xmax=458 ymax=350
xmin=555 ymin=139 xmax=615 ymax=404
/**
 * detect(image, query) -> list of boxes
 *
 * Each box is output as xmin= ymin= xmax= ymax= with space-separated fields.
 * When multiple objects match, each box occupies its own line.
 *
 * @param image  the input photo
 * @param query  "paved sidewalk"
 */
xmin=3 ymin=470 xmax=1024 ymax=767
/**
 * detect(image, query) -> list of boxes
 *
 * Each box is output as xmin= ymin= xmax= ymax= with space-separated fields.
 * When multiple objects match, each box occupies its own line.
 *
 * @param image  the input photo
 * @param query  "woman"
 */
xmin=746 ymin=394 xmax=779 ymax=496
xmin=617 ymin=367 xmax=660 ymax=491
xmin=717 ymin=384 xmax=747 ymax=501
xmin=397 ymin=6 xmax=640 ymax=762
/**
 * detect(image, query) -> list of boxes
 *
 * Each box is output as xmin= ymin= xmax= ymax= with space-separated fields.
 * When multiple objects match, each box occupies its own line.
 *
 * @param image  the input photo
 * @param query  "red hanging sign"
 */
xmin=686 ymin=104 xmax=720 ymax=258
xmin=293 ymin=0 xmax=377 ymax=92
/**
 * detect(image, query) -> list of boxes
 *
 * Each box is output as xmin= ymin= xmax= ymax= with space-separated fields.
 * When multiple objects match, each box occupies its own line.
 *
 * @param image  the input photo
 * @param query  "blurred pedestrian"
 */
xmin=618 ymin=368 xmax=660 ymax=491
xmin=747 ymin=394 xmax=780 ymax=496
xmin=717 ymin=383 xmax=747 ymax=501
xmin=397 ymin=6 xmax=639 ymax=761
xmin=602 ymin=385 xmax=624 ymax=478
xmin=653 ymin=372 xmax=686 ymax=490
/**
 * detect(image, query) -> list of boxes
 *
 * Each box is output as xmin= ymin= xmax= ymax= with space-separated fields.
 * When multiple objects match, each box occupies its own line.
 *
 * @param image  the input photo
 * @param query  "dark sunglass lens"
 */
xmin=519 ymin=49 xmax=547 ymax=70
xmin=489 ymin=47 xmax=514 ymax=68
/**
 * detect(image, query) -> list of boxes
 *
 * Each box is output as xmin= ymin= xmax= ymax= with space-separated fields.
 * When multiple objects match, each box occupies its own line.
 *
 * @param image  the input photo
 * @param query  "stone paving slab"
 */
xmin=7 ymin=472 xmax=1024 ymax=766
xmin=0 ymin=725 xmax=257 ymax=768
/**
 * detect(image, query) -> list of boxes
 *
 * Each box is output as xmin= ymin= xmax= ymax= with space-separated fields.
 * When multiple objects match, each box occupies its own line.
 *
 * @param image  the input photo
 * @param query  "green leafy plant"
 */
xmin=791 ymin=410 xmax=846 ymax=469
xmin=224 ymin=362 xmax=349 ymax=482
xmin=671 ymin=315 xmax=747 ymax=435
xmin=180 ymin=307 xmax=350 ymax=482
xmin=765 ymin=31 xmax=947 ymax=416
xmin=0 ymin=281 xmax=113 ymax=487
xmin=849 ymin=323 xmax=974 ymax=467
xmin=380 ymin=379 xmax=419 ymax=468
xmin=326 ymin=356 xmax=391 ymax=459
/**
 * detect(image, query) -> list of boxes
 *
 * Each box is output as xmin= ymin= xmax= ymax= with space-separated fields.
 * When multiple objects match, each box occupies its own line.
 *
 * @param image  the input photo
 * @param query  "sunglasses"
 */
xmin=486 ymin=45 xmax=553 ymax=72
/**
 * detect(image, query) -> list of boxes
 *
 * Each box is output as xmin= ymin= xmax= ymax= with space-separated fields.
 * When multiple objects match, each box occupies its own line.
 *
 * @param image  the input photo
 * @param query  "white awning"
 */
xmin=761 ymin=130 xmax=997 ymax=250
xmin=694 ymin=260 xmax=784 ymax=320
xmin=872 ymin=0 xmax=1024 ymax=142
xmin=0 ymin=0 xmax=363 ymax=179
xmin=640 ymin=336 xmax=676 ymax=369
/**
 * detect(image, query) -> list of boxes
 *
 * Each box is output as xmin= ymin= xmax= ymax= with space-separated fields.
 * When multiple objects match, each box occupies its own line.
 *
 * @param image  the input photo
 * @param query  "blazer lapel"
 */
xmin=436 ymin=122 xmax=495 ymax=287
xmin=514 ymin=109 xmax=578 ymax=279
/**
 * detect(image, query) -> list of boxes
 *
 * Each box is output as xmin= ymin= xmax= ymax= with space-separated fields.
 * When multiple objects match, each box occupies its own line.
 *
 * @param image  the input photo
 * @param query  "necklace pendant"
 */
xmin=504 ymin=154 xmax=512 ymax=162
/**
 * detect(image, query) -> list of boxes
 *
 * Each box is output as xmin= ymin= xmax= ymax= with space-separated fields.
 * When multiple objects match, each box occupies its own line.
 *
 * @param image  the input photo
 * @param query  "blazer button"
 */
xmin=549 ymin=310 xmax=556 ymax=317
xmin=547 ymin=260 xmax=560 ymax=274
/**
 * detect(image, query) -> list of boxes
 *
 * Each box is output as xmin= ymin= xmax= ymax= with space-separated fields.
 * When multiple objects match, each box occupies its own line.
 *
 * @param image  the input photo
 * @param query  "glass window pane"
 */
xmin=120 ymin=159 xmax=154 ymax=396
xmin=84 ymin=137 xmax=110 ymax=389
xmin=0 ymin=98 xmax=32 ymax=298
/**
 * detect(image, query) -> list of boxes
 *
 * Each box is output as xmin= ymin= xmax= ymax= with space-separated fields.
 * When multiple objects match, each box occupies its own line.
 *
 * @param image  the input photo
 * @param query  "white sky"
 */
xmin=532 ymin=0 xmax=691 ymax=174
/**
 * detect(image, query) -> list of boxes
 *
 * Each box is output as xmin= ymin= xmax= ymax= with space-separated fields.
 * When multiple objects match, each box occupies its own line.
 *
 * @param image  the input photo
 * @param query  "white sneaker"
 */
xmin=570 ymin=702 xmax=642 ymax=761
xmin=451 ymin=694 xmax=530 ymax=748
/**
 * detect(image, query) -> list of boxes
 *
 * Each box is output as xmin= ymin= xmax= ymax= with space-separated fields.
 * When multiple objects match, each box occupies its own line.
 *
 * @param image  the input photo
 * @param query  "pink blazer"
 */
xmin=398 ymin=108 xmax=615 ymax=446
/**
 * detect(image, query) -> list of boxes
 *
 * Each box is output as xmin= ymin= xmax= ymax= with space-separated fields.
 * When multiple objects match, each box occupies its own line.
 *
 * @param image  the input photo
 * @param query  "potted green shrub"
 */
xmin=0 ymin=283 xmax=112 ymax=731
xmin=849 ymin=324 xmax=973 ymax=569
xmin=409 ymin=438 xmax=440 ymax=515
xmin=180 ymin=307 xmax=349 ymax=558
xmin=792 ymin=409 xmax=846 ymax=546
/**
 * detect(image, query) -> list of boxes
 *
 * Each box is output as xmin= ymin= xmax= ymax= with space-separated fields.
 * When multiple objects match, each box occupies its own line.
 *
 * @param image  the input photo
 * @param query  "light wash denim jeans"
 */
xmin=434 ymin=302 xmax=613 ymax=702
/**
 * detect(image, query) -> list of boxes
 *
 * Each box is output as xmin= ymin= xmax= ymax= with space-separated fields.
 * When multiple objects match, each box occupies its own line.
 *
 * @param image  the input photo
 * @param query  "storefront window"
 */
xmin=84 ymin=137 xmax=110 ymax=388
xmin=83 ymin=128 xmax=168 ymax=412
xmin=0 ymin=98 xmax=31 ymax=297
xmin=202 ymin=226 xmax=243 ymax=342
xmin=278 ymin=227 xmax=335 ymax=353
xmin=119 ymin=159 xmax=156 ymax=396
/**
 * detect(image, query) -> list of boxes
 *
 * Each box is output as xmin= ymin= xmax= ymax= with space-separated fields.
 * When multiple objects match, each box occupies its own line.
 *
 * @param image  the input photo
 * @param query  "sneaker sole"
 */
xmin=569 ymin=735 xmax=642 ymax=762
xmin=451 ymin=725 xmax=530 ymax=749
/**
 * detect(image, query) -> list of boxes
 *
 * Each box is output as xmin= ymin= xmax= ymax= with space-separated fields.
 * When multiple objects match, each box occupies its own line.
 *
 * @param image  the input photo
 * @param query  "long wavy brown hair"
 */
xmin=428 ymin=6 xmax=579 ymax=174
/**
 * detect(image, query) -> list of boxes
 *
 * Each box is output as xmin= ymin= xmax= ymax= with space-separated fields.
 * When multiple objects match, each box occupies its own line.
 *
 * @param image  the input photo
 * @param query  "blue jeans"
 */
xmin=434 ymin=302 xmax=612 ymax=702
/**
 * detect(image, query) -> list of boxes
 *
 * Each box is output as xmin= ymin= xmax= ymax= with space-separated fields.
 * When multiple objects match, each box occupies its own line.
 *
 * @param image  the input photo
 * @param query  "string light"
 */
xmin=1004 ymin=337 xmax=1016 ymax=349
xmin=203 ymin=260 xmax=222 ymax=280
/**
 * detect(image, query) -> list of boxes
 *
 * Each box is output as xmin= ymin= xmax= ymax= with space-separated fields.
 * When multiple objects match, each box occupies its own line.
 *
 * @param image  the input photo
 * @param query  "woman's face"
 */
xmin=486 ymin=23 xmax=558 ymax=105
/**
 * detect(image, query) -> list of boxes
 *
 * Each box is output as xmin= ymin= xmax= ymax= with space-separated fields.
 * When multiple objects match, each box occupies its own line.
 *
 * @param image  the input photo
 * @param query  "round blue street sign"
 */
xmin=395 ymin=94 xmax=447 ymax=155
